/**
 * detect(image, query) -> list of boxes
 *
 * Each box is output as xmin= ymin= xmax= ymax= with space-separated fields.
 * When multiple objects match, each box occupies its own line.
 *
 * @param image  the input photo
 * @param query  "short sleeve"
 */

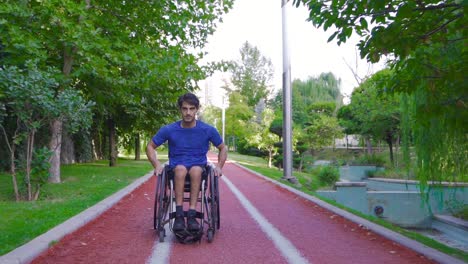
xmin=209 ymin=126 xmax=223 ymax=147
xmin=152 ymin=125 xmax=169 ymax=146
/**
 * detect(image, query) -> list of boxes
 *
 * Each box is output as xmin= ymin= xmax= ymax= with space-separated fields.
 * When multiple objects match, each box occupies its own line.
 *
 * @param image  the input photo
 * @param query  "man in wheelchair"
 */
xmin=146 ymin=92 xmax=227 ymax=232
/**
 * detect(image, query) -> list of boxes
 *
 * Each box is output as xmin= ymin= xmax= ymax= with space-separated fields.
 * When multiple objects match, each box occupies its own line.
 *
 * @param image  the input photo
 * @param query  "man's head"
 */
xmin=177 ymin=93 xmax=200 ymax=109
xmin=178 ymin=93 xmax=199 ymax=126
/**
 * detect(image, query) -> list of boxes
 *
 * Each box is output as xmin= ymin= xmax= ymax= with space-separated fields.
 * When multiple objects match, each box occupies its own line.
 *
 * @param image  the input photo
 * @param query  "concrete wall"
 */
xmin=316 ymin=181 xmax=468 ymax=228
xmin=367 ymin=191 xmax=433 ymax=228
xmin=367 ymin=178 xmax=468 ymax=215
xmin=339 ymin=166 xmax=378 ymax=181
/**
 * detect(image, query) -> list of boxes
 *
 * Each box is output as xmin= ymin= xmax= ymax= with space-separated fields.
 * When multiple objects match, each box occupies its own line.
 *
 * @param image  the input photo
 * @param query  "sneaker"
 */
xmin=173 ymin=215 xmax=186 ymax=231
xmin=187 ymin=212 xmax=200 ymax=231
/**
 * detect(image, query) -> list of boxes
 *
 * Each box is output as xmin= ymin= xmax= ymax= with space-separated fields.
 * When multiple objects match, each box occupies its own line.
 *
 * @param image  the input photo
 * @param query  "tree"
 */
xmin=1 ymin=1 xmax=234 ymax=181
xmin=247 ymin=108 xmax=279 ymax=168
xmin=294 ymin=0 xmax=466 ymax=182
xmin=199 ymin=105 xmax=222 ymax=130
xmin=0 ymin=63 xmax=92 ymax=200
xmin=345 ymin=70 xmax=401 ymax=165
xmin=271 ymin=74 xmax=343 ymax=170
xmin=300 ymin=102 xmax=343 ymax=157
xmin=230 ymin=41 xmax=274 ymax=107
xmin=223 ymin=91 xmax=255 ymax=152
xmin=336 ymin=105 xmax=360 ymax=149
xmin=290 ymin=73 xmax=342 ymax=127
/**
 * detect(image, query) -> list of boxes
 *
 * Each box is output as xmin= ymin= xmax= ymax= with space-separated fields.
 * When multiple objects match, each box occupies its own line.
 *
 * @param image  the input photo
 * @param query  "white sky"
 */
xmin=198 ymin=0 xmax=385 ymax=107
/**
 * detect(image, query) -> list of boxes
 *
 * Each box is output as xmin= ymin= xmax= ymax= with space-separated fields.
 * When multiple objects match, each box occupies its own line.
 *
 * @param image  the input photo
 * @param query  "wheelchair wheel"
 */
xmin=208 ymin=171 xmax=219 ymax=234
xmin=153 ymin=170 xmax=167 ymax=232
xmin=214 ymin=176 xmax=220 ymax=229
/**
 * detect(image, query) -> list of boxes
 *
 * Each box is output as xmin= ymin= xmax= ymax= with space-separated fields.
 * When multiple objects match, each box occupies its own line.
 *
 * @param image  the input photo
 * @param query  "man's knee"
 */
xmin=189 ymin=166 xmax=203 ymax=181
xmin=174 ymin=165 xmax=187 ymax=180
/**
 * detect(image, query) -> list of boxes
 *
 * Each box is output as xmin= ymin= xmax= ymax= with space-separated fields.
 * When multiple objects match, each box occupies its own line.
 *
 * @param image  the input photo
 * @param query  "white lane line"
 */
xmin=222 ymin=176 xmax=310 ymax=264
xmin=146 ymin=226 xmax=174 ymax=264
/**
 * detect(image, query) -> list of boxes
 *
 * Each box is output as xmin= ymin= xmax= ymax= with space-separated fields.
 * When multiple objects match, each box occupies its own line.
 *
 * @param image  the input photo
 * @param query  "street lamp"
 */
xmin=281 ymin=0 xmax=299 ymax=184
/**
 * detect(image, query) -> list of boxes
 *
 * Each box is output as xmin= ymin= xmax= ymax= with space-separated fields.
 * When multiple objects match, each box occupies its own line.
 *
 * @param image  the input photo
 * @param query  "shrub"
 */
xmin=317 ymin=165 xmax=339 ymax=186
xmin=351 ymin=154 xmax=386 ymax=167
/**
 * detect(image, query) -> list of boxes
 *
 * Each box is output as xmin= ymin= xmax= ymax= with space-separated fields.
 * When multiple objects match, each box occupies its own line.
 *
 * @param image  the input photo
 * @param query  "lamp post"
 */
xmin=222 ymin=96 xmax=226 ymax=143
xmin=281 ymin=0 xmax=298 ymax=184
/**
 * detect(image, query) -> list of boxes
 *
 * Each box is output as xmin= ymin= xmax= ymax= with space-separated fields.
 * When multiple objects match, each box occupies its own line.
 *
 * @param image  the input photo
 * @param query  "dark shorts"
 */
xmin=169 ymin=164 xmax=207 ymax=181
xmin=170 ymin=164 xmax=206 ymax=172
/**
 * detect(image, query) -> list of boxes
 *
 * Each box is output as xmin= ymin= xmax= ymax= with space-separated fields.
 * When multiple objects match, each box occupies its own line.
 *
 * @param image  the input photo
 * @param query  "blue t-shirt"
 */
xmin=152 ymin=120 xmax=223 ymax=168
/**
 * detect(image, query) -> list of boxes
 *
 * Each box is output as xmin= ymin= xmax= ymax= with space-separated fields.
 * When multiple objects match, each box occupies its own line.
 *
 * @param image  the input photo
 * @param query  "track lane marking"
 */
xmin=222 ymin=175 xmax=310 ymax=264
xmin=146 ymin=226 xmax=174 ymax=264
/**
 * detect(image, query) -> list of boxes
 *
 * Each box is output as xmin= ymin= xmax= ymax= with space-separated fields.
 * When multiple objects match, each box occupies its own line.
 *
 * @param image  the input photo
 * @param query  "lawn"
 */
xmin=0 ymin=156 xmax=160 ymax=256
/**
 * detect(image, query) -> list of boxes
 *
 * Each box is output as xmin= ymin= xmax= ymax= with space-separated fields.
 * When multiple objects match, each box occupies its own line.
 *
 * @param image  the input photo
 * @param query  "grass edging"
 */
xmin=0 ymin=172 xmax=154 ymax=264
xmin=233 ymin=162 xmax=467 ymax=264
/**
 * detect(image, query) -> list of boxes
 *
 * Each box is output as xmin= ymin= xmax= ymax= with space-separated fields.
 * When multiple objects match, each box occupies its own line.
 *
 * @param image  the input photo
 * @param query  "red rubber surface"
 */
xmin=31 ymin=154 xmax=435 ymax=264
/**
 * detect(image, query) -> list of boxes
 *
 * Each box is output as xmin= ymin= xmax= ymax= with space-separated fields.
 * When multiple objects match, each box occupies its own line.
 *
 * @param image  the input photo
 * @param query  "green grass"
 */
xmin=0 ymin=156 xmax=161 ymax=256
xmin=453 ymin=205 xmax=468 ymax=220
xmin=227 ymin=152 xmax=320 ymax=191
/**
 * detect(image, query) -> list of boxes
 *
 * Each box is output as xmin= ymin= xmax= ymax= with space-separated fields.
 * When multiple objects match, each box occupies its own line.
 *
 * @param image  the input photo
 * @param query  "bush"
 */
xmin=351 ymin=154 xmax=386 ymax=167
xmin=317 ymin=165 xmax=339 ymax=186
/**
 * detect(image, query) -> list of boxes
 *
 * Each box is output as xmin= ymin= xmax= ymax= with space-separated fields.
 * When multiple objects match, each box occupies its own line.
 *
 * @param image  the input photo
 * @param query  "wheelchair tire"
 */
xmin=153 ymin=173 xmax=162 ymax=230
xmin=209 ymin=171 xmax=218 ymax=234
xmin=215 ymin=176 xmax=220 ymax=229
xmin=159 ymin=229 xmax=165 ymax=242
xmin=207 ymin=229 xmax=214 ymax=243
xmin=153 ymin=171 xmax=167 ymax=231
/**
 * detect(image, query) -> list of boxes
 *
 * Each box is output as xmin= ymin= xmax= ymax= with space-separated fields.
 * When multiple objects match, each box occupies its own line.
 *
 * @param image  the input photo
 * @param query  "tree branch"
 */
xmin=414 ymin=3 xmax=461 ymax=12
xmin=0 ymin=125 xmax=12 ymax=153
xmin=420 ymin=13 xmax=463 ymax=39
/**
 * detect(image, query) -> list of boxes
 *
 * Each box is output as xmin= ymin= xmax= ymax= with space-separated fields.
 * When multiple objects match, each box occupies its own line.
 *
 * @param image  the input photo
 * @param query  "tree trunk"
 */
xmin=268 ymin=149 xmax=272 ymax=168
xmin=11 ymin=140 xmax=20 ymax=201
xmin=26 ymin=130 xmax=36 ymax=201
xmin=298 ymin=152 xmax=303 ymax=172
xmin=108 ymin=118 xmax=117 ymax=167
xmin=365 ymin=137 xmax=373 ymax=154
xmin=48 ymin=42 xmax=76 ymax=183
xmin=3 ymin=123 xmax=21 ymax=201
xmin=395 ymin=134 xmax=400 ymax=167
xmin=48 ymin=119 xmax=63 ymax=183
xmin=387 ymin=134 xmax=394 ymax=166
xmin=92 ymin=127 xmax=103 ymax=160
xmin=134 ymin=133 xmax=140 ymax=160
xmin=60 ymin=128 xmax=75 ymax=164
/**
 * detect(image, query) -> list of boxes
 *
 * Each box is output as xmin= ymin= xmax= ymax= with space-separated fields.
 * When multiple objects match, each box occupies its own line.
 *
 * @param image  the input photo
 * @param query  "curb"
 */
xmin=0 ymin=172 xmax=154 ymax=264
xmin=233 ymin=163 xmax=466 ymax=264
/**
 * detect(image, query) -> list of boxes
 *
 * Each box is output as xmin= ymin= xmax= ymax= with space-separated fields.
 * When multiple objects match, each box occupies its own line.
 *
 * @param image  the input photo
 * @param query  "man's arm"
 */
xmin=146 ymin=141 xmax=163 ymax=175
xmin=214 ymin=143 xmax=227 ymax=176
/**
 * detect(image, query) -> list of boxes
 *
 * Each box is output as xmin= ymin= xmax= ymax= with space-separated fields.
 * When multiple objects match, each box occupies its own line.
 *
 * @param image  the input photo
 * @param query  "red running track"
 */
xmin=32 ymin=154 xmax=435 ymax=264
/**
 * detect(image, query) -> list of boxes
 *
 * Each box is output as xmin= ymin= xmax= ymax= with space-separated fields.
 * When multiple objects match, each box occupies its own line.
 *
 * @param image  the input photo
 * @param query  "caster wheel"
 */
xmin=159 ymin=229 xmax=165 ymax=242
xmin=207 ymin=229 xmax=214 ymax=243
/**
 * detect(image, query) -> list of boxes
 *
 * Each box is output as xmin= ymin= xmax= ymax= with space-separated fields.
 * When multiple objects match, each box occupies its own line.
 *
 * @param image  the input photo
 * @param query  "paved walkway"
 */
xmin=1 ymin=154 xmax=464 ymax=264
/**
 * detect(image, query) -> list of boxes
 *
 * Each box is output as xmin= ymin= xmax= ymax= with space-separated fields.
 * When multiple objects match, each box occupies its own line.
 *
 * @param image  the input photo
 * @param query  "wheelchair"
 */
xmin=153 ymin=163 xmax=220 ymax=243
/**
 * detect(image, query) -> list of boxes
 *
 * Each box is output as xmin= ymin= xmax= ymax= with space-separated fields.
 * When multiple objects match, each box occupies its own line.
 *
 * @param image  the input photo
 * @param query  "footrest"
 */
xmin=174 ymin=229 xmax=203 ymax=244
xmin=169 ymin=211 xmax=204 ymax=219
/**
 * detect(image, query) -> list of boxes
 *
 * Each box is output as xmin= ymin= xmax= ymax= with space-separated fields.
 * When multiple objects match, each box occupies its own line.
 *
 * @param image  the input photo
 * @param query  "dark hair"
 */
xmin=177 ymin=92 xmax=200 ymax=109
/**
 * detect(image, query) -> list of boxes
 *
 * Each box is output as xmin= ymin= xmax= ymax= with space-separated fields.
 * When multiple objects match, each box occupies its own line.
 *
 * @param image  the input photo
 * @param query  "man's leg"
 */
xmin=187 ymin=166 xmax=203 ymax=230
xmin=188 ymin=166 xmax=202 ymax=209
xmin=173 ymin=165 xmax=187 ymax=231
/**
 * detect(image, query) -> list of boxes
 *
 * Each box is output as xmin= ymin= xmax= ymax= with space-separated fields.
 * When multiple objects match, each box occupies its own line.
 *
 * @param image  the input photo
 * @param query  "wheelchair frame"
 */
xmin=153 ymin=163 xmax=220 ymax=243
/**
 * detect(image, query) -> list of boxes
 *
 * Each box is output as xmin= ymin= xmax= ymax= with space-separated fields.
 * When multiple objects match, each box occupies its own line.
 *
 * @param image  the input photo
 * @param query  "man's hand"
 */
xmin=214 ymin=166 xmax=223 ymax=177
xmin=154 ymin=164 xmax=164 ymax=176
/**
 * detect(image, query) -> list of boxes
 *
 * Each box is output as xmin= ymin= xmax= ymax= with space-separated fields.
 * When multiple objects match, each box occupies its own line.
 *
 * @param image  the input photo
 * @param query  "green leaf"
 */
xmin=327 ymin=31 xmax=339 ymax=42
